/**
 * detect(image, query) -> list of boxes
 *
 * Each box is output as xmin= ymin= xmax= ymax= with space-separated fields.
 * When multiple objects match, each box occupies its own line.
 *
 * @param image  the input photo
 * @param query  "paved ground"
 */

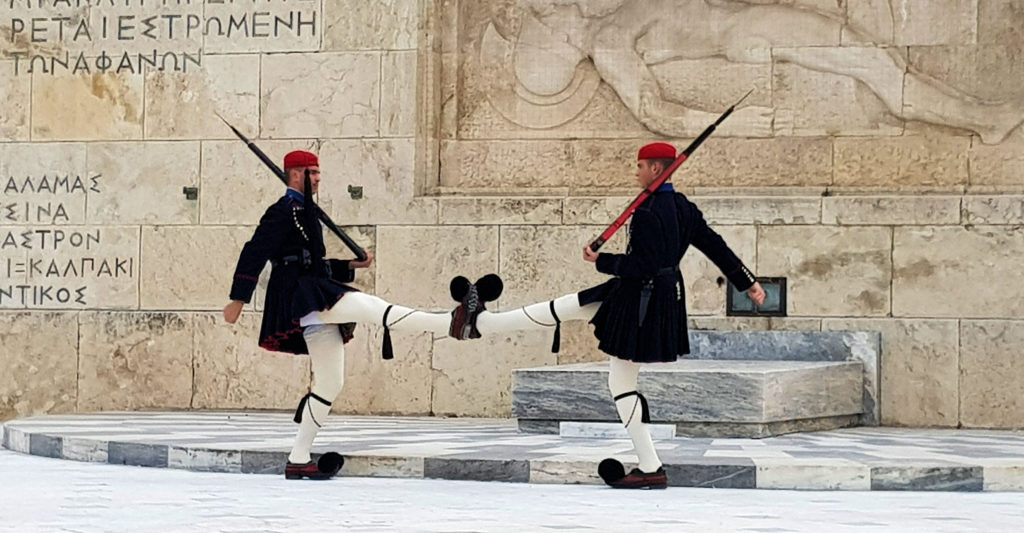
xmin=2 ymin=449 xmax=1023 ymax=533
xmin=5 ymin=412 xmax=1024 ymax=491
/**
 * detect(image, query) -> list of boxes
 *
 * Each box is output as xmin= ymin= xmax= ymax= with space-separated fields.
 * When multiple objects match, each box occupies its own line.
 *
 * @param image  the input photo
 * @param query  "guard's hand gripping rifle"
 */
xmin=216 ymin=115 xmax=368 ymax=262
xmin=588 ymin=90 xmax=754 ymax=252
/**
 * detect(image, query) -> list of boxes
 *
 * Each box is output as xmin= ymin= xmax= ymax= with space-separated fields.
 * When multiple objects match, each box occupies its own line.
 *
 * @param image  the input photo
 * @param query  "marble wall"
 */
xmin=2 ymin=0 xmax=1023 ymax=428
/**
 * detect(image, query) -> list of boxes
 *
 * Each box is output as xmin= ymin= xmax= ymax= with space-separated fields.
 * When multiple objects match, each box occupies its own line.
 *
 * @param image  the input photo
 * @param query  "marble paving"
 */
xmin=4 ymin=412 xmax=1024 ymax=491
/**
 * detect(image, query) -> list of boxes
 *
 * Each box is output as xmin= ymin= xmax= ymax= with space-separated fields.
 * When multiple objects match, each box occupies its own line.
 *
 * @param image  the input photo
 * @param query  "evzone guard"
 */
xmin=222 ymin=149 xmax=503 ymax=480
xmin=448 ymin=141 xmax=765 ymax=488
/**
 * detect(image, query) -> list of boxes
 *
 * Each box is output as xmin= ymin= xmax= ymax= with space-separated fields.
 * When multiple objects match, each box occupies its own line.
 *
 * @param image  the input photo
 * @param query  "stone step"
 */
xmin=512 ymin=359 xmax=864 ymax=438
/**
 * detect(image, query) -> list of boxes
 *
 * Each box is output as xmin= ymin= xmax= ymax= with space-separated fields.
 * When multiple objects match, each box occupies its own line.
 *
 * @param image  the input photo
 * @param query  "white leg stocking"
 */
xmin=608 ymin=356 xmax=662 ymax=473
xmin=288 ymin=325 xmax=346 ymax=464
xmin=315 ymin=292 xmax=450 ymax=335
xmin=474 ymin=293 xmax=599 ymax=335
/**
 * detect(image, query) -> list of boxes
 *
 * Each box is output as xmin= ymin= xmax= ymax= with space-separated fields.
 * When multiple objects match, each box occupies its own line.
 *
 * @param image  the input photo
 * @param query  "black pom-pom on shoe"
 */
xmin=450 ymin=276 xmax=471 ymax=302
xmin=475 ymin=274 xmax=503 ymax=302
xmin=598 ymin=458 xmax=626 ymax=485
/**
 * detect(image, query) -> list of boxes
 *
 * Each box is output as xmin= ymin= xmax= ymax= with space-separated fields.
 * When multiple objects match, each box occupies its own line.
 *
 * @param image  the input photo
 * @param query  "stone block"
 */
xmin=341 ymin=455 xmax=424 ymax=478
xmin=822 ymin=196 xmax=961 ymax=225
xmin=0 ymin=61 xmax=30 ymax=140
xmin=562 ymin=197 xmax=633 ymax=225
xmin=688 ymin=317 xmax=822 ymax=332
xmin=32 ymin=72 xmax=143 ymax=141
xmin=908 ymin=45 xmax=1024 ymax=103
xmin=323 ymin=0 xmax=418 ymax=50
xmin=758 ymin=226 xmax=892 ymax=316
xmin=772 ymin=53 xmax=903 ymax=137
xmin=25 ymin=226 xmax=140 ymax=309
xmin=960 ymin=320 xmax=1024 ymax=428
xmin=168 ymin=447 xmax=242 ymax=473
xmin=205 ymin=1 xmax=320 ymax=53
xmin=376 ymin=226 xmax=498 ymax=309
xmin=969 ymin=128 xmax=1024 ymax=187
xmin=834 ymin=135 xmax=970 ymax=187
xmin=78 ymin=312 xmax=193 ymax=411
xmin=649 ymin=57 xmax=772 ymax=111
xmin=0 ymin=312 xmax=78 ymax=421
xmin=754 ymin=459 xmax=870 ymax=490
xmin=432 ymin=330 xmax=556 ymax=418
xmin=689 ymin=197 xmax=821 ymax=225
xmin=381 ymin=50 xmax=417 ymax=137
xmin=261 ymin=53 xmax=380 ymax=138
xmin=979 ymin=0 xmax=1024 ymax=44
xmin=823 ymin=319 xmax=959 ymax=427
xmin=681 ymin=226 xmax=756 ymax=316
xmin=332 ymin=324 xmax=434 ymax=416
xmin=512 ymin=359 xmax=863 ymax=425
xmin=438 ymin=198 xmax=561 ymax=225
xmin=845 ymin=0 xmax=895 ymax=43
xmin=893 ymin=226 xmax=1024 ymax=318
xmin=962 ymin=196 xmax=1024 ymax=224
xmin=86 ymin=142 xmax=200 ymax=224
xmin=192 ymin=313 xmax=310 ymax=410
xmin=145 ymin=54 xmax=260 ymax=140
xmin=497 ymin=226 xmax=615 ymax=309
xmin=870 ymin=466 xmax=983 ymax=491
xmin=140 ymin=226 xmax=253 ymax=310
xmin=200 ymin=139 xmax=310 ymax=225
xmin=319 ymin=139 xmax=437 ymax=226
xmin=889 ymin=0 xmax=978 ymax=46
xmin=682 ymin=137 xmax=833 ymax=188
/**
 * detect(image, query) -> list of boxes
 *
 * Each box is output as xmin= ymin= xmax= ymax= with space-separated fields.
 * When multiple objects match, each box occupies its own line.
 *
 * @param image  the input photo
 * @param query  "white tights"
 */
xmin=288 ymin=293 xmax=451 ymax=464
xmin=474 ymin=293 xmax=663 ymax=473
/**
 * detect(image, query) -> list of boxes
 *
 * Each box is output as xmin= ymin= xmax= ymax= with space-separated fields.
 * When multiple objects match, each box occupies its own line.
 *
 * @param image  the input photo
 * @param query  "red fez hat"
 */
xmin=283 ymin=150 xmax=319 ymax=169
xmin=637 ymin=142 xmax=676 ymax=160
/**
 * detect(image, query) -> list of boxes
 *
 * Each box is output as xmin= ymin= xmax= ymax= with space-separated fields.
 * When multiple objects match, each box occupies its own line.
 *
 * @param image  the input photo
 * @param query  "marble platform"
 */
xmin=5 ymin=412 xmax=1024 ymax=492
xmin=512 ymin=331 xmax=880 ymax=438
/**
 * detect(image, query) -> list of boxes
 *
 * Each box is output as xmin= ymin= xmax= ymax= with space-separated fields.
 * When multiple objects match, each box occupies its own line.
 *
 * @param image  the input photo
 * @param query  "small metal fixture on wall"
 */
xmin=726 ymin=277 xmax=787 ymax=317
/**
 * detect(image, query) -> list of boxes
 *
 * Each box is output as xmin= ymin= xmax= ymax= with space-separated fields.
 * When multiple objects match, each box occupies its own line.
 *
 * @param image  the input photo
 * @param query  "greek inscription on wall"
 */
xmin=3 ymin=0 xmax=320 ymax=75
xmin=0 ymin=172 xmax=135 ymax=308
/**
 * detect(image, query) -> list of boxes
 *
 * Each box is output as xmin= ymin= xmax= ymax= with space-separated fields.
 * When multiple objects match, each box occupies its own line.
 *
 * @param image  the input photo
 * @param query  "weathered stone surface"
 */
xmin=440 ymin=140 xmax=609 ymax=189
xmin=200 ymin=139 xmax=312 ymax=225
xmin=319 ymin=139 xmax=437 ymax=226
xmin=0 ymin=312 xmax=77 ymax=421
xmin=25 ymin=226 xmax=140 ymax=310
xmin=0 ymin=61 xmax=29 ymax=140
xmin=562 ymin=197 xmax=633 ymax=225
xmin=888 ymin=0 xmax=979 ymax=46
xmin=682 ymin=226 xmax=757 ymax=316
xmin=909 ymin=45 xmax=1024 ymax=103
xmin=140 ymin=226 xmax=253 ymax=310
xmin=376 ymin=226 xmax=498 ymax=309
xmin=432 ymin=330 xmax=556 ymax=417
xmin=192 ymin=313 xmax=310 ymax=410
xmin=498 ymin=226 xmax=612 ymax=309
xmin=32 ymin=72 xmax=143 ymax=141
xmin=439 ymin=198 xmax=561 ymax=225
xmin=324 ymin=225 xmax=378 ymax=295
xmin=822 ymin=196 xmax=961 ymax=225
xmin=650 ymin=58 xmax=772 ymax=111
xmin=758 ymin=227 xmax=892 ymax=316
xmin=755 ymin=459 xmax=870 ymax=490
xmin=823 ymin=319 xmax=959 ymax=427
xmin=772 ymin=53 xmax=903 ymax=137
xmin=834 ymin=135 xmax=970 ymax=187
xmin=962 ymin=196 xmax=1024 ymax=224
xmin=261 ymin=53 xmax=380 ymax=138
xmin=78 ymin=312 xmax=193 ymax=411
xmin=845 ymin=0 xmax=896 ymax=44
xmin=893 ymin=226 xmax=1024 ymax=318
xmin=87 ymin=142 xmax=200 ymax=224
xmin=145 ymin=55 xmax=260 ymax=140
xmin=979 ymin=0 xmax=1024 ymax=44
xmin=381 ymin=51 xmax=417 ymax=137
xmin=332 ymin=325 xmax=433 ymax=415
xmin=960 ymin=320 xmax=1024 ymax=428
xmin=688 ymin=317 xmax=822 ymax=331
xmin=554 ymin=321 xmax=604 ymax=366
xmin=969 ymin=128 xmax=1024 ymax=187
xmin=690 ymin=197 xmax=821 ymax=225
xmin=682 ymin=138 xmax=833 ymax=188
xmin=323 ymin=0 xmax=418 ymax=51
xmin=205 ymin=2 xmax=319 ymax=53
xmin=0 ymin=143 xmax=89 ymax=225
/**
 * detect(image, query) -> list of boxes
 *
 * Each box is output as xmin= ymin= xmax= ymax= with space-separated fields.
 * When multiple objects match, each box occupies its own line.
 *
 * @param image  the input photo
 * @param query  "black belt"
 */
xmin=638 ymin=266 xmax=680 ymax=327
xmin=272 ymin=250 xmax=312 ymax=268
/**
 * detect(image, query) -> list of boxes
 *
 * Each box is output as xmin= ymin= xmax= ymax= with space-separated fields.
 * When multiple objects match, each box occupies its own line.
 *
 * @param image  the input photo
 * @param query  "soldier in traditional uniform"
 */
xmin=450 ymin=142 xmax=766 ymax=489
xmin=223 ymin=150 xmax=453 ymax=480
